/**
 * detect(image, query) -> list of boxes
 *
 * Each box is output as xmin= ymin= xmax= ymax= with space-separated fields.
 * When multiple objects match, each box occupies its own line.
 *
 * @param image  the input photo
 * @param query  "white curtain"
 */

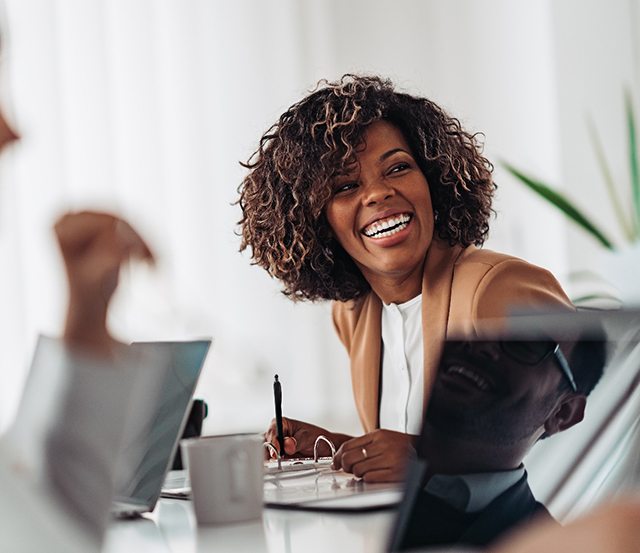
xmin=0 ymin=0 xmax=359 ymax=433
xmin=0 ymin=0 xmax=637 ymax=437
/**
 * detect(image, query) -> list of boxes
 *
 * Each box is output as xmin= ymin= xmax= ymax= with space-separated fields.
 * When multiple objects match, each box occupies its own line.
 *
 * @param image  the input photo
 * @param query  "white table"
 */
xmin=104 ymin=499 xmax=395 ymax=553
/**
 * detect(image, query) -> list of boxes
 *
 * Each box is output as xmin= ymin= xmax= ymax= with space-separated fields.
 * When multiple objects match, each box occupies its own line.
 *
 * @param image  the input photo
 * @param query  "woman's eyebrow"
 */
xmin=335 ymin=161 xmax=359 ymax=178
xmin=379 ymin=148 xmax=410 ymax=162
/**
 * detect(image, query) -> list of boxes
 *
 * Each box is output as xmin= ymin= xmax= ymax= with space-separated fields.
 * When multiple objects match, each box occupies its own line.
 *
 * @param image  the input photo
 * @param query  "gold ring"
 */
xmin=361 ymin=447 xmax=368 ymax=458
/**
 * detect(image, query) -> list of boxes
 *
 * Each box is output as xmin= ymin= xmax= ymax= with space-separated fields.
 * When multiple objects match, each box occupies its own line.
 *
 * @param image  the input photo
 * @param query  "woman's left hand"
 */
xmin=332 ymin=429 xmax=417 ymax=483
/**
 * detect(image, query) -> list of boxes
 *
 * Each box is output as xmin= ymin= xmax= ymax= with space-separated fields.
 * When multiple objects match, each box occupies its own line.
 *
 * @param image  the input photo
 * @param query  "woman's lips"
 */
xmin=361 ymin=213 xmax=412 ymax=239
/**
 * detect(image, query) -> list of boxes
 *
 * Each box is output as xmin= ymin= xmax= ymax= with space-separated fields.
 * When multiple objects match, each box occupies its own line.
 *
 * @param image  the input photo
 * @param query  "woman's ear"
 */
xmin=543 ymin=394 xmax=586 ymax=437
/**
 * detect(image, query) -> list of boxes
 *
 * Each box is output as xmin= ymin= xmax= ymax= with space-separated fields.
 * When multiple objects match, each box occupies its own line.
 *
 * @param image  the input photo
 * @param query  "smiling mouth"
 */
xmin=362 ymin=213 xmax=412 ymax=238
xmin=443 ymin=363 xmax=495 ymax=392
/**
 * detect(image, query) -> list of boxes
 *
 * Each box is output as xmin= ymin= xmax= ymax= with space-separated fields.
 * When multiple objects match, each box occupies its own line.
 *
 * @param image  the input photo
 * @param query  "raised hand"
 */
xmin=55 ymin=211 xmax=153 ymax=353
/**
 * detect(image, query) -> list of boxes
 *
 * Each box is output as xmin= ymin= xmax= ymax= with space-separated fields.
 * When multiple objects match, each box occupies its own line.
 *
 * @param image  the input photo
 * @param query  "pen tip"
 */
xmin=274 ymin=374 xmax=279 ymax=381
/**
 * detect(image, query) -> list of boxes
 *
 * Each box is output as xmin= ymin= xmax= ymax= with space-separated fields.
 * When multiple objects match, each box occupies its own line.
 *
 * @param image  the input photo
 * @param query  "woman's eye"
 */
xmin=388 ymin=162 xmax=410 ymax=174
xmin=334 ymin=181 xmax=358 ymax=194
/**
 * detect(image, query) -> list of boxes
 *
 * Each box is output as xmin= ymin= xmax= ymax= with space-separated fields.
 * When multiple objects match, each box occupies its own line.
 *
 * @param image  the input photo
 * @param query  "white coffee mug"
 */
xmin=181 ymin=433 xmax=264 ymax=525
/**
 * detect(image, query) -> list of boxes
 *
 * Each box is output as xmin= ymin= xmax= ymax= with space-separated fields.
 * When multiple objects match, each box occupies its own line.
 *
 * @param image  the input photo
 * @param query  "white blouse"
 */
xmin=379 ymin=294 xmax=424 ymax=435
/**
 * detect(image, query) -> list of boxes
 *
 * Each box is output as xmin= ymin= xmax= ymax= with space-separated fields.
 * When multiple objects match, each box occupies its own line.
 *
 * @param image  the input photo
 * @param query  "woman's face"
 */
xmin=325 ymin=120 xmax=434 ymax=296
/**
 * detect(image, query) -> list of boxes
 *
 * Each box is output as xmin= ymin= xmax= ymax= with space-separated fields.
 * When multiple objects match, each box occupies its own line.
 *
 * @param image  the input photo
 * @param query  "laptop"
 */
xmin=111 ymin=339 xmax=211 ymax=518
xmin=4 ymin=336 xmax=167 ymax=550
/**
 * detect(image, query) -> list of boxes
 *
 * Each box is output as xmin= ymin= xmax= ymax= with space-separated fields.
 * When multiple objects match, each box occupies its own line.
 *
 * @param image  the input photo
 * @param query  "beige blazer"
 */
xmin=332 ymin=240 xmax=574 ymax=433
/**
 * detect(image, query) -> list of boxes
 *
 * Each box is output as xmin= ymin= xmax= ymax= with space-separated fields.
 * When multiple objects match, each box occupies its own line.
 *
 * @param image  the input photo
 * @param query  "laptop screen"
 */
xmin=5 ymin=336 xmax=164 ymax=545
xmin=114 ymin=340 xmax=211 ymax=509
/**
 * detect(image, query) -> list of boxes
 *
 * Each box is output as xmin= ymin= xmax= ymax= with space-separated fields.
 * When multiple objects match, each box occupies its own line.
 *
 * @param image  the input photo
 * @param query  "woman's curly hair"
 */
xmin=238 ymin=74 xmax=495 ymax=302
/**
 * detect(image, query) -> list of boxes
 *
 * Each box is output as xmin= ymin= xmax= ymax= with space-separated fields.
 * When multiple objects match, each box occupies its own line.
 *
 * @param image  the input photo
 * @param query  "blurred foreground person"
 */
xmin=389 ymin=335 xmax=605 ymax=549
xmin=0 ymin=90 xmax=155 ymax=550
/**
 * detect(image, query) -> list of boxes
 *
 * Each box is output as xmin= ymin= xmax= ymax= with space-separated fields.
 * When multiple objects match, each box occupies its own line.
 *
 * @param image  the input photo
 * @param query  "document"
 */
xmin=263 ymin=458 xmax=402 ymax=512
xmin=162 ymin=460 xmax=403 ymax=512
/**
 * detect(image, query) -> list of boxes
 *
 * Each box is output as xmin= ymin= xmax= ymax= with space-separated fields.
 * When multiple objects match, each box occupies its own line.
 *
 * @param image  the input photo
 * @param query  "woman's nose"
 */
xmin=362 ymin=178 xmax=394 ymax=205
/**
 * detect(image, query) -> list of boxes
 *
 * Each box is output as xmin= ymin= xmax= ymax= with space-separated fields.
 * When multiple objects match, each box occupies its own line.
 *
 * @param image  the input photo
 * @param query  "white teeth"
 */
xmin=446 ymin=365 xmax=491 ymax=391
xmin=363 ymin=214 xmax=411 ymax=238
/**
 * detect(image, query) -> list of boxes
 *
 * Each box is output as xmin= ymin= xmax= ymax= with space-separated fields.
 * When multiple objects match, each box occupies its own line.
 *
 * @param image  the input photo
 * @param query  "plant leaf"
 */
xmin=502 ymin=162 xmax=615 ymax=250
xmin=587 ymin=116 xmax=635 ymax=241
xmin=625 ymin=90 xmax=640 ymax=238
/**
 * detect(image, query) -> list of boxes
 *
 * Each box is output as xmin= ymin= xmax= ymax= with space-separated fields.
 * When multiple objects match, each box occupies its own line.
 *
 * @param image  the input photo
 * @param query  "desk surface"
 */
xmin=104 ymin=499 xmax=395 ymax=553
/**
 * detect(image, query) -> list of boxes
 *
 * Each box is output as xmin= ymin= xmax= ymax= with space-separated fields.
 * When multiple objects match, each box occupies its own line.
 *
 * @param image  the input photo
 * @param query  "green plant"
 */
xmin=502 ymin=92 xmax=640 ymax=251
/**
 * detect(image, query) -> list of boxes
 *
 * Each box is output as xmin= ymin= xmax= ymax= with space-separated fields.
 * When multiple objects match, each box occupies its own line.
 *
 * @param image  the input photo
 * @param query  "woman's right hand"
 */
xmin=264 ymin=417 xmax=344 ymax=459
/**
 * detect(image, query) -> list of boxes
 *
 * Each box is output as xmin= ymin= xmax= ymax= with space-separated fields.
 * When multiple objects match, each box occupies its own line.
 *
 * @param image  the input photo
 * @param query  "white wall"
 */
xmin=551 ymin=0 xmax=639 ymax=286
xmin=0 ymin=0 xmax=637 ymax=436
xmin=313 ymin=0 xmax=569 ymax=275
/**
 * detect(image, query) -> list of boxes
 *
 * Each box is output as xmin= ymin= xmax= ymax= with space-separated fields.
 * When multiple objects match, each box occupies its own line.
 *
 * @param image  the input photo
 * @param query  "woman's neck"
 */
xmin=362 ymin=260 xmax=425 ymax=304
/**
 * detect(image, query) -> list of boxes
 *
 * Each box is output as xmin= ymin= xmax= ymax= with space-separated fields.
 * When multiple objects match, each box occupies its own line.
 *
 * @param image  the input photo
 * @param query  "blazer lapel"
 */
xmin=350 ymin=294 xmax=382 ymax=432
xmin=349 ymin=241 xmax=465 ymax=431
xmin=421 ymin=241 xmax=465 ymax=407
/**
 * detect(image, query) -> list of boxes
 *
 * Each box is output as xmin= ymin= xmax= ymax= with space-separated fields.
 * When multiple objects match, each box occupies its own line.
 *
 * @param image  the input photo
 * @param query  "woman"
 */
xmin=239 ymin=74 xmax=572 ymax=482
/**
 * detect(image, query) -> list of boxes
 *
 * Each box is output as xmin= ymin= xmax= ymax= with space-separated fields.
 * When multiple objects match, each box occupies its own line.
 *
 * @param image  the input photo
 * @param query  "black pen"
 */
xmin=273 ymin=374 xmax=285 ymax=469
